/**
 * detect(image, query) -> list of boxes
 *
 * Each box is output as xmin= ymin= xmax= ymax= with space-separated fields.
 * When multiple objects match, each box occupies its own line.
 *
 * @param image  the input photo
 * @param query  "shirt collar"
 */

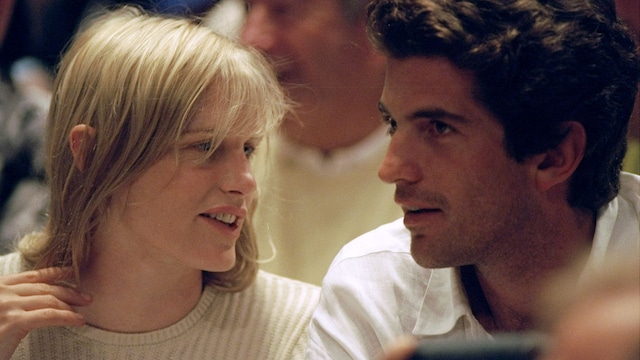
xmin=409 ymin=179 xmax=639 ymax=340
xmin=581 ymin=189 xmax=639 ymax=284
xmin=413 ymin=267 xmax=478 ymax=337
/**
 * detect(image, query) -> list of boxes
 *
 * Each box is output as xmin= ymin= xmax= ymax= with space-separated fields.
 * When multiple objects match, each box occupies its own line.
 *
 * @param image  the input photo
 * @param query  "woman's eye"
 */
xmin=196 ymin=142 xmax=213 ymax=152
xmin=244 ymin=144 xmax=256 ymax=157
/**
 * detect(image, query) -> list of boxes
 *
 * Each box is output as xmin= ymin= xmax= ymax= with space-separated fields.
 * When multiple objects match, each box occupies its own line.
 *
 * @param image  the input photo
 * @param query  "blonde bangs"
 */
xmin=25 ymin=7 xmax=289 ymax=292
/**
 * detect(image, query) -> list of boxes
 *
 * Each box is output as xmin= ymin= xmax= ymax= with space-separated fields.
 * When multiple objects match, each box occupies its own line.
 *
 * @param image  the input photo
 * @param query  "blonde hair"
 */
xmin=19 ymin=7 xmax=287 ymax=292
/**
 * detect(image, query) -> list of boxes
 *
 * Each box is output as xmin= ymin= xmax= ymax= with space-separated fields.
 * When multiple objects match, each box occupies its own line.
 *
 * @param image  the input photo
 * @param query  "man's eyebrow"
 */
xmin=411 ymin=108 xmax=467 ymax=123
xmin=378 ymin=101 xmax=467 ymax=123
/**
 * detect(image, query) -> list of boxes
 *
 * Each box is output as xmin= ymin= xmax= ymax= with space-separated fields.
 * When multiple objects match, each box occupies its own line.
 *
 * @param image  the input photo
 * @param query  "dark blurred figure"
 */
xmin=0 ymin=0 xmax=217 ymax=75
xmin=0 ymin=0 xmax=49 ymax=253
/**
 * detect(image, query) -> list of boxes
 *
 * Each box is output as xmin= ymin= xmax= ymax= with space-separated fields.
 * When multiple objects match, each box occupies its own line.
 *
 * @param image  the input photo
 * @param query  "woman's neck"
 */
xmin=74 ymin=239 xmax=203 ymax=333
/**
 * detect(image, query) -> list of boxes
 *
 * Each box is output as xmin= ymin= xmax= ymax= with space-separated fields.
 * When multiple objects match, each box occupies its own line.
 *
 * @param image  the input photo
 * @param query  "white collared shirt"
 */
xmin=306 ymin=173 xmax=640 ymax=360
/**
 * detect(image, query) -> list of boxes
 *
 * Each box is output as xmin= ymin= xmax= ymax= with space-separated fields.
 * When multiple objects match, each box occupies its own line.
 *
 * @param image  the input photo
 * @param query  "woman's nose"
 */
xmin=221 ymin=154 xmax=257 ymax=198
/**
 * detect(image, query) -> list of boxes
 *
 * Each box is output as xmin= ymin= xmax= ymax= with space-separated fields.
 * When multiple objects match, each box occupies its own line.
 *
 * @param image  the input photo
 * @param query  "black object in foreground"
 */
xmin=409 ymin=333 xmax=548 ymax=360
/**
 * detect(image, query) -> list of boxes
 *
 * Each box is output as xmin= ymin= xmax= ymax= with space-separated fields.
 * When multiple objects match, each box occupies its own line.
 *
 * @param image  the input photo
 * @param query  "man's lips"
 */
xmin=401 ymin=206 xmax=441 ymax=214
xmin=394 ymin=187 xmax=446 ymax=214
xmin=402 ymin=206 xmax=444 ymax=230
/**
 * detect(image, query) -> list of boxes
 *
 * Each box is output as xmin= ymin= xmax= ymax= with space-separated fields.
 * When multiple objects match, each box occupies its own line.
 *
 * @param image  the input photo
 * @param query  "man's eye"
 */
xmin=431 ymin=121 xmax=452 ymax=135
xmin=273 ymin=4 xmax=292 ymax=16
xmin=382 ymin=114 xmax=397 ymax=135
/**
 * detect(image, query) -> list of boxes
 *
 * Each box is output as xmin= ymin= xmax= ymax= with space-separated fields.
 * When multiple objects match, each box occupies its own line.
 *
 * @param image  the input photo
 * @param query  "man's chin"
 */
xmin=410 ymin=251 xmax=440 ymax=269
xmin=409 ymin=236 xmax=454 ymax=269
xmin=412 ymin=257 xmax=446 ymax=269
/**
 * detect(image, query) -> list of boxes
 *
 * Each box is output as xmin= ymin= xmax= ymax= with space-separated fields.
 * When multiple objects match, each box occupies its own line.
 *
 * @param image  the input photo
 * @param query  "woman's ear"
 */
xmin=69 ymin=124 xmax=96 ymax=171
xmin=533 ymin=121 xmax=586 ymax=192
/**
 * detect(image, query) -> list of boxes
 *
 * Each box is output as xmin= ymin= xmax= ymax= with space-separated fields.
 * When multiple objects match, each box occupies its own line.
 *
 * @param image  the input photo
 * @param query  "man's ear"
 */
xmin=68 ymin=124 xmax=96 ymax=171
xmin=532 ymin=121 xmax=586 ymax=192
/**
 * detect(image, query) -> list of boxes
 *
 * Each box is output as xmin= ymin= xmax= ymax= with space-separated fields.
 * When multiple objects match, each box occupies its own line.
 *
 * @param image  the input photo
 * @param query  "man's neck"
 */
xmin=462 ymin=209 xmax=596 ymax=333
xmin=461 ymin=265 xmax=537 ymax=332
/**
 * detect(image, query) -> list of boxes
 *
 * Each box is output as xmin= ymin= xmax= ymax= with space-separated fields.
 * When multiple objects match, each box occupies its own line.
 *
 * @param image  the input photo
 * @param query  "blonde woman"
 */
xmin=0 ymin=7 xmax=318 ymax=359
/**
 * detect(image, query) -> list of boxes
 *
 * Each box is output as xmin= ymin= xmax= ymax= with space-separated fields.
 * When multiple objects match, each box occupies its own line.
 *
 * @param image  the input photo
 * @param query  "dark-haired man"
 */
xmin=307 ymin=0 xmax=640 ymax=358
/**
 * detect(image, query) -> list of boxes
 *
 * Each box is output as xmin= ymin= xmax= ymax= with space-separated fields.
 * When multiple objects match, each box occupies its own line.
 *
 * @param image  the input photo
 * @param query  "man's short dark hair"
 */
xmin=367 ymin=0 xmax=640 ymax=212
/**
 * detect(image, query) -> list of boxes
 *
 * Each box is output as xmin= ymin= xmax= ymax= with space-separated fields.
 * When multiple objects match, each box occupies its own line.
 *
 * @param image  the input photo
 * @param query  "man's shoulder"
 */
xmin=619 ymin=172 xmax=640 ymax=205
xmin=591 ymin=172 xmax=640 ymax=269
xmin=332 ymin=218 xmax=410 ymax=263
xmin=323 ymin=218 xmax=430 ymax=287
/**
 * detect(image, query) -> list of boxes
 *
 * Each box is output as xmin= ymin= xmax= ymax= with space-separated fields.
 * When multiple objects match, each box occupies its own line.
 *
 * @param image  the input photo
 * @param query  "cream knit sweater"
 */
xmin=254 ymin=129 xmax=403 ymax=285
xmin=0 ymin=252 xmax=320 ymax=359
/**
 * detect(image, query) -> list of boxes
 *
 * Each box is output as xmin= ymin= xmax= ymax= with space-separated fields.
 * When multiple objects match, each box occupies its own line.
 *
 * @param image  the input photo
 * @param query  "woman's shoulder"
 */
xmin=203 ymin=270 xmax=320 ymax=320
xmin=0 ymin=232 xmax=43 ymax=275
xmin=194 ymin=272 xmax=319 ymax=358
xmin=254 ymin=270 xmax=321 ymax=302
xmin=0 ymin=251 xmax=28 ymax=275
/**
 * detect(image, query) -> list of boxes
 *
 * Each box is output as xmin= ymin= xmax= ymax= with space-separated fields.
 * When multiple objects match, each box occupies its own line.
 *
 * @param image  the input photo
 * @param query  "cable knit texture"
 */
xmin=0 ymin=250 xmax=320 ymax=359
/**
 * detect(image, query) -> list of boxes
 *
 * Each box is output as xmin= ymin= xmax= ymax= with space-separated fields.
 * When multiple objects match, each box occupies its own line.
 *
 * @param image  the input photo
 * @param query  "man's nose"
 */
xmin=378 ymin=134 xmax=422 ymax=184
xmin=240 ymin=4 xmax=277 ymax=53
